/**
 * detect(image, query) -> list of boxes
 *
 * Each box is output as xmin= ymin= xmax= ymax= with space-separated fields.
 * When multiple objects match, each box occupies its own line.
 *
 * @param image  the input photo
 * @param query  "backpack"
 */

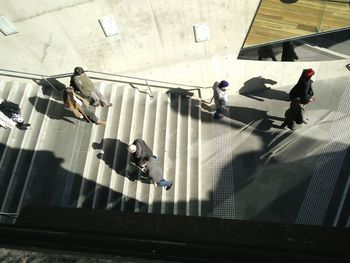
xmin=0 ymin=100 xmax=21 ymax=114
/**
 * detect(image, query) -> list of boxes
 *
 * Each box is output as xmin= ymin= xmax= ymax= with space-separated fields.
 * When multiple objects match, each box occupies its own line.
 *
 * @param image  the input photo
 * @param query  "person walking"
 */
xmin=127 ymin=139 xmax=154 ymax=171
xmin=289 ymin=68 xmax=315 ymax=104
xmin=63 ymin=86 xmax=106 ymax=126
xmin=212 ymin=80 xmax=229 ymax=119
xmin=127 ymin=139 xmax=172 ymax=190
xmin=280 ymin=98 xmax=306 ymax=130
xmin=70 ymin=67 xmax=112 ymax=107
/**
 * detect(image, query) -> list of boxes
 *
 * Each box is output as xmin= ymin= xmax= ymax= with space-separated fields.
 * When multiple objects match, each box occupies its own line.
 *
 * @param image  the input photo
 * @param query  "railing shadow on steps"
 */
xmin=0 ymin=68 xmax=212 ymax=103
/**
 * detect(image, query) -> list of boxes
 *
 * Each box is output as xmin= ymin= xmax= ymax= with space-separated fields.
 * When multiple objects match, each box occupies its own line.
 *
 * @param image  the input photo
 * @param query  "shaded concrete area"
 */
xmin=0 ymin=247 xmax=163 ymax=263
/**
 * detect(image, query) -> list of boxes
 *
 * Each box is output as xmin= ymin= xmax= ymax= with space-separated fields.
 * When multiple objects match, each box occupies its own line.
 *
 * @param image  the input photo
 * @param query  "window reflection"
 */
xmin=239 ymin=28 xmax=350 ymax=61
xmin=244 ymin=0 xmax=350 ymax=48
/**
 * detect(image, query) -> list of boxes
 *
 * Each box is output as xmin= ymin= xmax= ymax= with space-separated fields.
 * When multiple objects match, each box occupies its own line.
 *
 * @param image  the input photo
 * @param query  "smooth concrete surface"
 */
xmin=0 ymin=0 xmax=259 ymax=78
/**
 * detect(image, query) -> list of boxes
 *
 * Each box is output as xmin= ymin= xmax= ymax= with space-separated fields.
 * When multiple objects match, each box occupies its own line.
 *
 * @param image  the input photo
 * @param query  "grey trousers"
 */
xmin=83 ymin=108 xmax=98 ymax=123
xmin=91 ymin=89 xmax=109 ymax=107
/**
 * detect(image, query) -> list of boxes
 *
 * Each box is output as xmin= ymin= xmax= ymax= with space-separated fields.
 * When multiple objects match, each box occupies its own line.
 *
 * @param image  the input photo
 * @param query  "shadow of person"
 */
xmin=28 ymin=96 xmax=74 ymax=124
xmin=32 ymin=78 xmax=66 ymax=100
xmin=92 ymin=138 xmax=126 ymax=173
xmin=166 ymin=88 xmax=194 ymax=98
xmin=239 ymin=77 xmax=277 ymax=95
xmin=227 ymin=105 xmax=284 ymax=131
xmin=239 ymin=77 xmax=289 ymax=102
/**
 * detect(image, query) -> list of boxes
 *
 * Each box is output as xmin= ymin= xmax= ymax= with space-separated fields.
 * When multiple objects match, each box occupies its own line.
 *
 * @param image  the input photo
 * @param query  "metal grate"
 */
xmin=296 ymin=78 xmax=350 ymax=225
xmin=212 ymin=120 xmax=236 ymax=219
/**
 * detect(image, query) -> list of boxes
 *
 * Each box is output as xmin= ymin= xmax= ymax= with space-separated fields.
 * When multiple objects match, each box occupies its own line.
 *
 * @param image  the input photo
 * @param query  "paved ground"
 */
xmin=211 ymin=72 xmax=350 ymax=226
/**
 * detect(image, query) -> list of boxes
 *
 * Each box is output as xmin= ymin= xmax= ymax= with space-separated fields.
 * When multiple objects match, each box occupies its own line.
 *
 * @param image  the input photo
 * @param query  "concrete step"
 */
xmin=77 ymin=82 xmax=113 ymax=209
xmin=0 ymin=82 xmax=31 ymax=208
xmin=0 ymin=79 xmax=207 ymax=220
xmin=4 ymin=87 xmax=54 ymax=214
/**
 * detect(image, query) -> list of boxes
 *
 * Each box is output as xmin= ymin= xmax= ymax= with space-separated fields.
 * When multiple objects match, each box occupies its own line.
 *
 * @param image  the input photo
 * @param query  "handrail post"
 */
xmin=197 ymin=88 xmax=202 ymax=101
xmin=145 ymin=80 xmax=154 ymax=98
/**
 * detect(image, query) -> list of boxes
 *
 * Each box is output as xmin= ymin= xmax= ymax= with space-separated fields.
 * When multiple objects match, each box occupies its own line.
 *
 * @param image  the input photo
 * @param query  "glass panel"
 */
xmin=318 ymin=0 xmax=350 ymax=32
xmin=244 ymin=0 xmax=350 ymax=48
xmin=239 ymin=28 xmax=350 ymax=61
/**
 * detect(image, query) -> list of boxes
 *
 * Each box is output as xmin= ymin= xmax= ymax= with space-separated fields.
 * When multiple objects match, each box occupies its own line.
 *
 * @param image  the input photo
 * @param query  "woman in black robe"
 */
xmin=289 ymin=68 xmax=315 ymax=104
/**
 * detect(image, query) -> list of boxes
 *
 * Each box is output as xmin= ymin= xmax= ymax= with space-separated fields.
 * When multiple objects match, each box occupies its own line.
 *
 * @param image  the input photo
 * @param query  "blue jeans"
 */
xmin=214 ymin=105 xmax=227 ymax=119
xmin=156 ymin=179 xmax=172 ymax=187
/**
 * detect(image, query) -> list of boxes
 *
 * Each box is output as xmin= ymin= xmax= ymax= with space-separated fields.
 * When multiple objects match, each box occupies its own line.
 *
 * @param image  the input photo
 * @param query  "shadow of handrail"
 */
xmin=0 ymin=68 xmax=208 ymax=101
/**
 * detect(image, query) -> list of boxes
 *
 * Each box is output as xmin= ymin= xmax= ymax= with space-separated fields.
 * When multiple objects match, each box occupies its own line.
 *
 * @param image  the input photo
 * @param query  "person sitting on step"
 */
xmin=70 ymin=66 xmax=112 ymax=107
xmin=63 ymin=86 xmax=106 ymax=126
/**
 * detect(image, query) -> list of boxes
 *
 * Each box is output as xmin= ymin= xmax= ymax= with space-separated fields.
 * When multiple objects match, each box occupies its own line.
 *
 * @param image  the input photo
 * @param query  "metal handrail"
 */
xmin=85 ymin=70 xmax=204 ymax=89
xmin=0 ymin=68 xmax=207 ymax=100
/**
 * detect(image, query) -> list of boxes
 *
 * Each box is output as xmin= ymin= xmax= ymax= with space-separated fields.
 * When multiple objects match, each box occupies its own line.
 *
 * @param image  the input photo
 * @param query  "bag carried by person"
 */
xmin=0 ymin=100 xmax=21 ymax=114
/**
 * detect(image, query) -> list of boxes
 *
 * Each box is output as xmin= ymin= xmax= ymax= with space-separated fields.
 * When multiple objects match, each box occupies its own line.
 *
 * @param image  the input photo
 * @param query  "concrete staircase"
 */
xmin=0 ymin=79 xmax=213 ymax=222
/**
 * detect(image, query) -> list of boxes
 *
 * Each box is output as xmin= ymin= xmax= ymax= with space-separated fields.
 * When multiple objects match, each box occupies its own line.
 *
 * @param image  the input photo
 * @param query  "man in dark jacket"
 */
xmin=280 ymin=98 xmax=306 ymax=130
xmin=127 ymin=139 xmax=173 ymax=190
xmin=128 ymin=139 xmax=154 ymax=170
xmin=289 ymin=68 xmax=315 ymax=104
xmin=70 ymin=67 xmax=112 ymax=107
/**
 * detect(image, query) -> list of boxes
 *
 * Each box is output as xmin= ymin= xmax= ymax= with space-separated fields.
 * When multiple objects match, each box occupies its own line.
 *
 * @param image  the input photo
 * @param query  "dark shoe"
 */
xmin=214 ymin=113 xmax=223 ymax=119
xmin=16 ymin=123 xmax=30 ymax=130
xmin=166 ymin=182 xmax=173 ymax=191
xmin=91 ymin=142 xmax=101 ymax=150
xmin=127 ymin=175 xmax=136 ymax=182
